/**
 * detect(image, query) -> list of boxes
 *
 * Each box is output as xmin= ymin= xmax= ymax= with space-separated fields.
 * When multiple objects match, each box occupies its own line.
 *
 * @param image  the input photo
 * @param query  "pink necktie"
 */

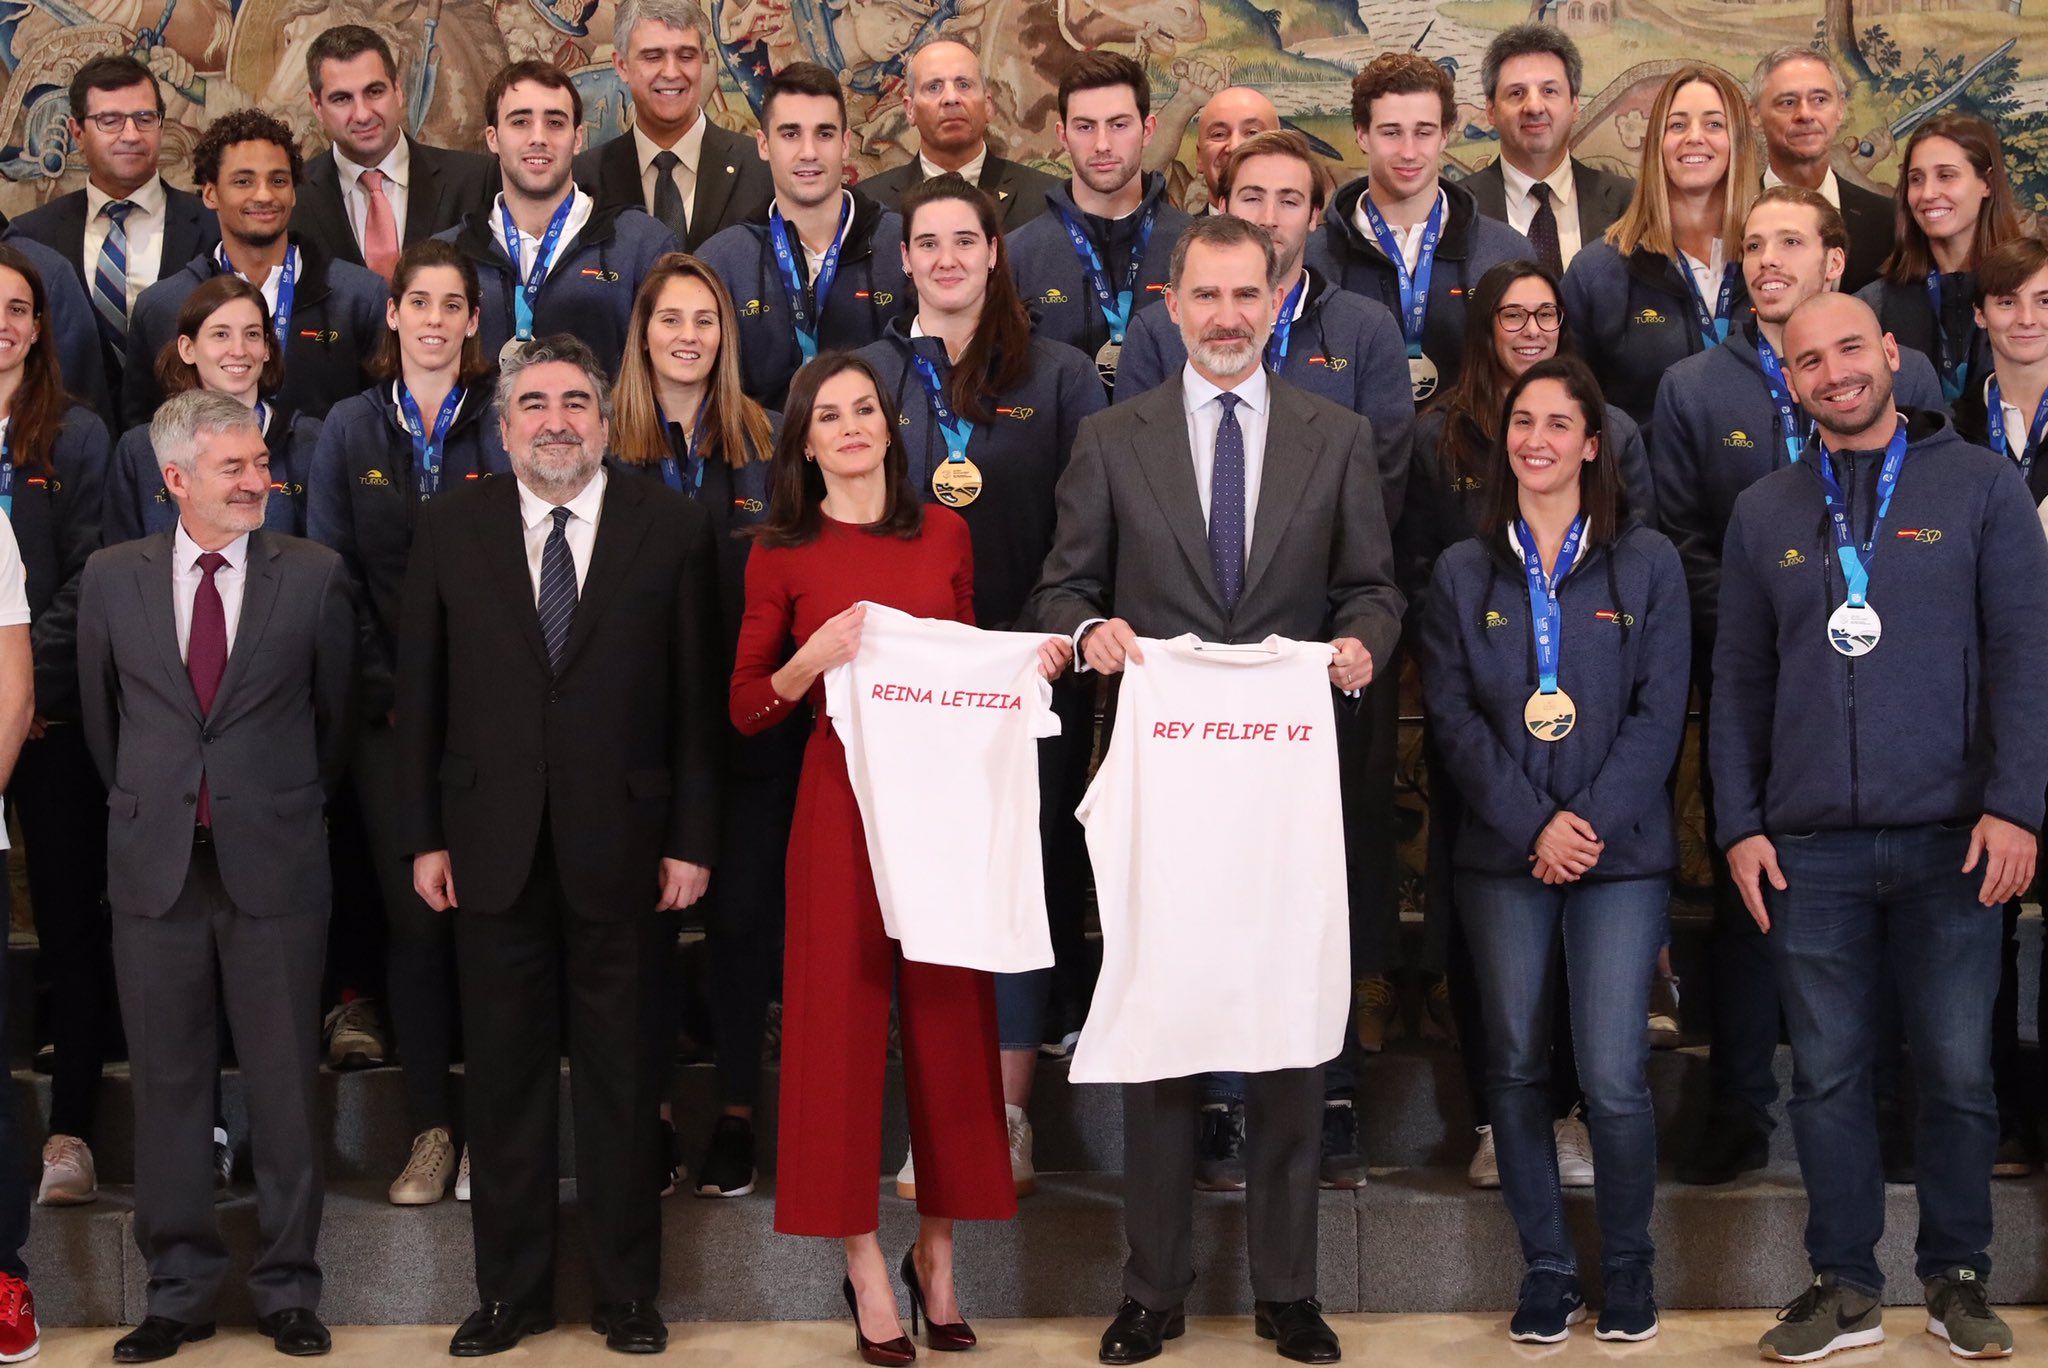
xmin=359 ymin=168 xmax=400 ymax=281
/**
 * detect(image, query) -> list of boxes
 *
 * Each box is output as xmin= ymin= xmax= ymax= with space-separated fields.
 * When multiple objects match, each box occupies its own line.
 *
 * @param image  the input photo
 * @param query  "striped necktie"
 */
xmin=92 ymin=199 xmax=136 ymax=352
xmin=537 ymin=506 xmax=578 ymax=671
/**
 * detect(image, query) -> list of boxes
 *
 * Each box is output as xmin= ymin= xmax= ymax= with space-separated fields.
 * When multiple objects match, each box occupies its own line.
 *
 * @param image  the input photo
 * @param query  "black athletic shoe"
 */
xmin=1510 ymin=1271 xmax=1586 ymax=1343
xmin=1193 ymin=1100 xmax=1246 ymax=1192
xmin=1319 ymin=1095 xmax=1368 ymax=1189
xmin=694 ymin=1115 xmax=757 ymax=1198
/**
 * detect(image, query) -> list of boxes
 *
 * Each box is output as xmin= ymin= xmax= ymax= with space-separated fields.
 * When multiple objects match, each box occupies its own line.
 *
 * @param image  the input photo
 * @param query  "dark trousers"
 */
xmin=13 ymin=724 xmax=114 ymax=1140
xmin=353 ymin=721 xmax=456 ymax=1134
xmin=1766 ymin=824 xmax=1999 ymax=1292
xmin=0 ymin=871 xmax=28 ymax=1279
xmin=1696 ymin=697 xmax=1785 ymax=1125
xmin=454 ymin=831 xmax=660 ymax=1310
xmin=1991 ymin=894 xmax=2043 ymax=1134
xmin=993 ymin=679 xmax=1096 ymax=1050
xmin=112 ymin=843 xmax=327 ymax=1320
xmin=1122 ymin=1067 xmax=1324 ymax=1310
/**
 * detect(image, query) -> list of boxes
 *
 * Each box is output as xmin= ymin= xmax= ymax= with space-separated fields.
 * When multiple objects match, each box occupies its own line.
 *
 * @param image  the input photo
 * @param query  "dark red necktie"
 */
xmin=188 ymin=551 xmax=228 ymax=826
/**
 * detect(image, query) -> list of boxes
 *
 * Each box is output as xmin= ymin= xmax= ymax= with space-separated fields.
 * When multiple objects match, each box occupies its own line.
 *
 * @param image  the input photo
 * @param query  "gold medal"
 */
xmin=1095 ymin=340 xmax=1122 ymax=387
xmin=931 ymin=456 xmax=983 ymax=508
xmin=1523 ymin=688 xmax=1577 ymax=742
xmin=1409 ymin=353 xmax=1440 ymax=404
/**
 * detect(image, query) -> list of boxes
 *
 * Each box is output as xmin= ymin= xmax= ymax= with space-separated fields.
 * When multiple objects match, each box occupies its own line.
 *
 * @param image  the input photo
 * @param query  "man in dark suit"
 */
xmin=573 ymin=0 xmax=771 ymax=251
xmin=77 ymin=389 xmax=355 ymax=1363
xmin=1463 ymin=24 xmax=1633 ymax=275
xmin=1191 ymin=86 xmax=1278 ymax=215
xmin=395 ymin=334 xmax=719 ymax=1358
xmin=6 ymin=56 xmax=216 ymax=418
xmin=1752 ymin=45 xmax=1894 ymax=294
xmin=1026 ymin=215 xmax=1403 ymax=1367
xmin=290 ymin=25 xmax=498 ymax=279
xmin=857 ymin=36 xmax=1057 ymax=234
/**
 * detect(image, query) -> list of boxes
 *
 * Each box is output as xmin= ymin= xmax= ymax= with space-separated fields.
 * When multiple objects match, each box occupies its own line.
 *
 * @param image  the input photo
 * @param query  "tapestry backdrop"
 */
xmin=0 ymin=0 xmax=2042 ymax=218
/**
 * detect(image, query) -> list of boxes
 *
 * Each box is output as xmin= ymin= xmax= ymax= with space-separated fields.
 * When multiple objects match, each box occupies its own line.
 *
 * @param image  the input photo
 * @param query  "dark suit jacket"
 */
xmin=858 ymin=151 xmax=1058 ymax=233
xmin=573 ymin=119 xmax=772 ymax=252
xmin=1461 ymin=155 xmax=1635 ymax=255
xmin=393 ymin=466 xmax=721 ymax=917
xmin=76 ymin=529 xmax=356 ymax=919
xmin=290 ymin=136 xmax=500 ymax=270
xmin=1024 ymin=374 xmax=1404 ymax=667
xmin=1835 ymin=175 xmax=1896 ymax=296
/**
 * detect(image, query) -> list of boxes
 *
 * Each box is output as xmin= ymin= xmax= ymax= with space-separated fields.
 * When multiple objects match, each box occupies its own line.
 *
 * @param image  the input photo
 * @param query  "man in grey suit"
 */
xmin=77 ymin=390 xmax=355 ymax=1364
xmin=1462 ymin=25 xmax=1634 ymax=275
xmin=1027 ymin=214 xmax=1403 ymax=1366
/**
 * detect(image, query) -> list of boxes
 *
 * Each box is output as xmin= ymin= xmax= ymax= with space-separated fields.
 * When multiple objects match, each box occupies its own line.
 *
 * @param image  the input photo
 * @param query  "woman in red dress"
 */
xmin=730 ymin=351 xmax=1070 ymax=1362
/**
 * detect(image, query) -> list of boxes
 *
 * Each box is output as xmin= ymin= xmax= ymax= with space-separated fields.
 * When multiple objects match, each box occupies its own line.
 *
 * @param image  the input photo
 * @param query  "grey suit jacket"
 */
xmin=859 ymin=151 xmax=1058 ymax=233
xmin=1462 ymin=155 xmax=1635 ymax=253
xmin=77 ymin=529 xmax=356 ymax=920
xmin=1025 ymin=374 xmax=1404 ymax=665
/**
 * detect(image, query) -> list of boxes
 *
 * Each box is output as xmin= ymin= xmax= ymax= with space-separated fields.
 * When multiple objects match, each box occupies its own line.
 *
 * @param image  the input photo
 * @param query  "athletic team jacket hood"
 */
xmin=106 ymin=406 xmax=318 ymax=544
xmin=1562 ymin=240 xmax=1753 ymax=429
xmin=1005 ymin=172 xmax=1189 ymax=366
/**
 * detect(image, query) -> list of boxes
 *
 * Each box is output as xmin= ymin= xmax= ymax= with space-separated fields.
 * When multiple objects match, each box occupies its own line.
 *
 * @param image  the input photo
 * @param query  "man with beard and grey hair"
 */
xmin=394 ymin=334 xmax=721 ymax=1358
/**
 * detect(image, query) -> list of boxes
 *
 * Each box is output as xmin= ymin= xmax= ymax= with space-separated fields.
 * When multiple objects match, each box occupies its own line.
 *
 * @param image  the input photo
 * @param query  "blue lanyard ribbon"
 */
xmin=500 ymin=195 xmax=575 ymax=342
xmin=1986 ymin=375 xmax=2048 ymax=484
xmin=399 ymin=385 xmax=463 ymax=500
xmin=1925 ymin=272 xmax=1973 ymax=404
xmin=1360 ymin=192 xmax=1442 ymax=359
xmin=1267 ymin=273 xmax=1308 ymax=369
xmin=219 ymin=243 xmax=298 ymax=350
xmin=1816 ymin=418 xmax=1909 ymax=608
xmin=910 ymin=349 xmax=974 ymax=473
xmin=0 ymin=422 xmax=14 ymax=520
xmin=1515 ymin=514 xmax=1587 ymax=695
xmin=769 ymin=194 xmax=852 ymax=362
xmin=1053 ymin=197 xmax=1159 ymax=344
xmin=1755 ymin=332 xmax=1810 ymax=466
xmin=659 ymin=395 xmax=708 ymax=495
xmin=1681 ymin=257 xmax=1738 ymax=349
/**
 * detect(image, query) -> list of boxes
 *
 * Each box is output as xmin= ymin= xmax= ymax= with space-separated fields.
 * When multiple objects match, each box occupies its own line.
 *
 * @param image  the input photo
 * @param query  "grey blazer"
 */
xmin=77 ymin=529 xmax=356 ymax=920
xmin=1462 ymin=155 xmax=1636 ymax=252
xmin=1025 ymin=374 xmax=1404 ymax=665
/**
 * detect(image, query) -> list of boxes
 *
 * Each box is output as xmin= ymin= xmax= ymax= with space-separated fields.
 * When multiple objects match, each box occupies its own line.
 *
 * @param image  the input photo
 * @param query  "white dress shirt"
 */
xmin=171 ymin=523 xmax=250 ymax=660
xmin=1181 ymin=361 xmax=1269 ymax=555
xmin=1500 ymin=156 xmax=1583 ymax=267
xmin=492 ymin=189 xmax=594 ymax=284
xmin=636 ymin=114 xmax=707 ymax=229
xmin=220 ymin=241 xmax=297 ymax=318
xmin=85 ymin=173 xmax=169 ymax=311
xmin=1354 ymin=188 xmax=1444 ymax=272
xmin=790 ymin=190 xmax=855 ymax=278
xmin=919 ymin=144 xmax=987 ymax=187
xmin=516 ymin=466 xmax=606 ymax=602
xmin=336 ymin=135 xmax=411 ymax=258
xmin=1763 ymin=163 xmax=1841 ymax=209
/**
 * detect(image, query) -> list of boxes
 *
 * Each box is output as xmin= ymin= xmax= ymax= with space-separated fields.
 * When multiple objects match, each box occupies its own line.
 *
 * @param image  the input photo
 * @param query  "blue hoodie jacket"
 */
xmin=1563 ymin=241 xmax=1752 ymax=428
xmin=695 ymin=190 xmax=907 ymax=410
xmin=1857 ymin=273 xmax=1989 ymax=407
xmin=1112 ymin=267 xmax=1417 ymax=521
xmin=1651 ymin=319 xmax=1947 ymax=643
xmin=1006 ymin=172 xmax=1188 ymax=367
xmin=105 ymin=404 xmax=319 ymax=544
xmin=9 ymin=237 xmax=112 ymax=427
xmin=1421 ymin=522 xmax=1691 ymax=878
xmin=1711 ymin=409 xmax=2048 ymax=842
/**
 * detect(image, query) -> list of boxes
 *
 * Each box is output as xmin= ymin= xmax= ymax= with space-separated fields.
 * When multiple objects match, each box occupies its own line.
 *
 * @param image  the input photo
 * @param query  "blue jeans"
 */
xmin=1458 ymin=873 xmax=1666 ymax=1279
xmin=1765 ymin=824 xmax=1999 ymax=1292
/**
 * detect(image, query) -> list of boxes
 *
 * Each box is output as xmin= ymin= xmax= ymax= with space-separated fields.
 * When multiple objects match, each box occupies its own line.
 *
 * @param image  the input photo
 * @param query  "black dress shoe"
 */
xmin=1099 ymin=1297 xmax=1185 ymax=1364
xmin=1255 ymin=1299 xmax=1341 ymax=1364
xmin=591 ymin=1300 xmax=668 ymax=1354
xmin=113 ymin=1316 xmax=216 ymax=1363
xmin=255 ymin=1307 xmax=331 ymax=1356
xmin=448 ymin=1302 xmax=555 ymax=1357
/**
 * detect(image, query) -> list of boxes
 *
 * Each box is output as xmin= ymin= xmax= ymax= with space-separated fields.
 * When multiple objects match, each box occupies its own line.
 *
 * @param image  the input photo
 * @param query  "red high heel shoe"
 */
xmin=842 ymin=1277 xmax=916 ymax=1365
xmin=900 ymin=1248 xmax=977 ymax=1351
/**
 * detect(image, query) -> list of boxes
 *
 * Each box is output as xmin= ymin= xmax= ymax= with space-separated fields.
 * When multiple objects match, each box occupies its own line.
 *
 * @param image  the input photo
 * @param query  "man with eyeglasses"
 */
xmin=7 ymin=55 xmax=216 ymax=418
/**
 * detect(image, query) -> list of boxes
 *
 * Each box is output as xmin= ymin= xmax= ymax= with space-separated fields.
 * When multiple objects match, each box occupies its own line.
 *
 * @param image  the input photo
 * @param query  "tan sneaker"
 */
xmin=1355 ymin=975 xmax=1402 ymax=1052
xmin=1007 ymin=1104 xmax=1037 ymax=1196
xmin=37 ymin=1134 xmax=96 ymax=1206
xmin=323 ymin=997 xmax=388 ymax=1071
xmin=389 ymin=1127 xmax=455 ymax=1206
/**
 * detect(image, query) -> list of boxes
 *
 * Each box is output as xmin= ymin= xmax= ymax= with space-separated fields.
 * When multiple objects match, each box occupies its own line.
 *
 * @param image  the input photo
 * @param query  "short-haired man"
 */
xmin=7 ymin=55 xmax=210 ymax=421
xmin=1714 ymin=291 xmax=2043 ymax=1363
xmin=1309 ymin=52 xmax=1531 ymax=403
xmin=574 ymin=0 xmax=773 ymax=250
xmin=291 ymin=25 xmax=499 ymax=279
xmin=436 ymin=60 xmax=679 ymax=381
xmin=78 ymin=388 xmax=357 ymax=1363
xmin=1463 ymin=25 xmax=1633 ymax=274
xmin=1752 ymin=46 xmax=1893 ymax=294
xmin=1008 ymin=52 xmax=1192 ymax=391
xmin=696 ymin=62 xmax=906 ymax=409
xmin=858 ymin=37 xmax=1058 ymax=233
xmin=124 ymin=108 xmax=388 ymax=429
xmin=1651 ymin=187 xmax=1948 ymax=1190
xmin=1192 ymin=86 xmax=1279 ymax=214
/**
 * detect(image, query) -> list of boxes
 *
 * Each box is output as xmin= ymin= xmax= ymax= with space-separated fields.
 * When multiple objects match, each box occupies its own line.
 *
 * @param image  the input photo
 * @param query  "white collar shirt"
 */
xmin=635 ymin=113 xmax=707 ymax=229
xmin=1500 ymin=156 xmax=1584 ymax=267
xmin=1181 ymin=361 xmax=1270 ymax=558
xmin=515 ymin=465 xmax=606 ymax=601
xmin=84 ymin=173 xmax=169 ymax=312
xmin=171 ymin=523 xmax=251 ymax=660
xmin=336 ymin=135 xmax=411 ymax=258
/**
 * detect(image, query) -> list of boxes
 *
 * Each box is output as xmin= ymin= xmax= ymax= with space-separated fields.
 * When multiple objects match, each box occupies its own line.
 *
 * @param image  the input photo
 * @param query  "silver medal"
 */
xmin=1827 ymin=601 xmax=1882 ymax=657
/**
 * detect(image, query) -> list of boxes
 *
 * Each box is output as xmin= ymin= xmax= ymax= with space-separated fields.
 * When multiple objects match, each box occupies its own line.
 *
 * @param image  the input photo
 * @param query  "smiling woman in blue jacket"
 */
xmin=1420 ymin=354 xmax=1690 ymax=1347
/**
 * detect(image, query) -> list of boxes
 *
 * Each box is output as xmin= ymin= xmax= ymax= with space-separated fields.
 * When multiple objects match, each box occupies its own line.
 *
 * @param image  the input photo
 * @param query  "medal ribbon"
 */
xmin=1924 ymin=272 xmax=1972 ymax=404
xmin=1267 ymin=273 xmax=1308 ymax=369
xmin=1986 ymin=375 xmax=2048 ymax=484
xmin=910 ymin=350 xmax=974 ymax=477
xmin=1361 ymin=191 xmax=1442 ymax=362
xmin=1515 ymin=514 xmax=1586 ymax=697
xmin=218 ymin=243 xmax=297 ymax=350
xmin=500 ymin=194 xmax=575 ymax=342
xmin=1816 ymin=418 xmax=1909 ymax=609
xmin=0 ymin=421 xmax=14 ymax=520
xmin=399 ymin=384 xmax=464 ymax=500
xmin=769 ymin=193 xmax=852 ymax=362
xmin=1053 ymin=196 xmax=1159 ymax=345
xmin=659 ymin=394 xmax=709 ymax=494
xmin=1682 ymin=258 xmax=1739 ymax=349
xmin=1755 ymin=332 xmax=1810 ymax=466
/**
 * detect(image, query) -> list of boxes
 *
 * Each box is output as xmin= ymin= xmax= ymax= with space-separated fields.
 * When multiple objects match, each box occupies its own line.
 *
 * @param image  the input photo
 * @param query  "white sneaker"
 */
xmin=895 ymin=1143 xmax=917 ymax=1200
xmin=212 ymin=1127 xmax=233 ymax=1194
xmin=36 ymin=1135 xmax=95 ymax=1206
xmin=1555 ymin=1108 xmax=1596 ymax=1188
xmin=1468 ymin=1125 xmax=1500 ymax=1189
xmin=1647 ymin=973 xmax=1682 ymax=1047
xmin=454 ymin=1146 xmax=471 ymax=1202
xmin=1007 ymin=1103 xmax=1037 ymax=1196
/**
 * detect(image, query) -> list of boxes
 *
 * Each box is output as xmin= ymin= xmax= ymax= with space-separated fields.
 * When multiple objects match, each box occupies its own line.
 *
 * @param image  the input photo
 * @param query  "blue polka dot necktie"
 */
xmin=1209 ymin=391 xmax=1245 ymax=612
